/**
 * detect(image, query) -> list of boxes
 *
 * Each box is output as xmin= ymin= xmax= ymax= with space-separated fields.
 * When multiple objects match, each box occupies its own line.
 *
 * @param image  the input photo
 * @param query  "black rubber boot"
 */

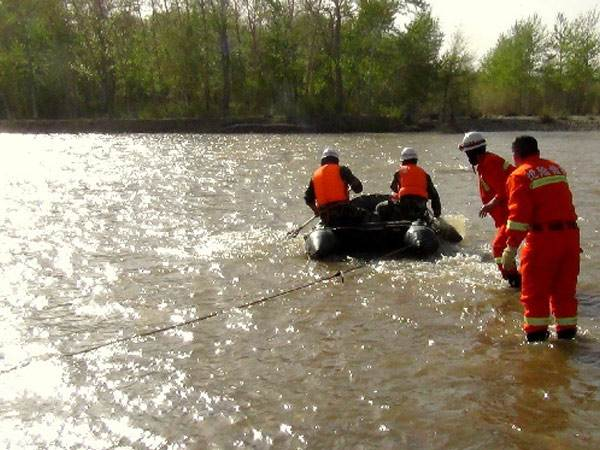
xmin=526 ymin=330 xmax=550 ymax=343
xmin=557 ymin=328 xmax=577 ymax=340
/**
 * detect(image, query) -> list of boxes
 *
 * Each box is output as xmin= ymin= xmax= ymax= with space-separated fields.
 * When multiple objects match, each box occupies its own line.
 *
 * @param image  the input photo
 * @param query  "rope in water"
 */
xmin=0 ymin=246 xmax=408 ymax=373
xmin=64 ymin=268 xmax=351 ymax=357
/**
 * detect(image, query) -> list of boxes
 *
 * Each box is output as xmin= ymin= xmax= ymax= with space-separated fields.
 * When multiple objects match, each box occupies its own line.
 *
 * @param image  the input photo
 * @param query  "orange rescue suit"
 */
xmin=478 ymin=152 xmax=514 ymax=227
xmin=506 ymin=156 xmax=579 ymax=334
xmin=312 ymin=163 xmax=349 ymax=209
xmin=392 ymin=164 xmax=428 ymax=200
xmin=477 ymin=152 xmax=515 ymax=272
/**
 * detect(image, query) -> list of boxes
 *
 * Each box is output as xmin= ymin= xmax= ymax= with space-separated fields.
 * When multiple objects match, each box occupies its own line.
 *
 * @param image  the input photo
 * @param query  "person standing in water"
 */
xmin=502 ymin=135 xmax=580 ymax=342
xmin=458 ymin=131 xmax=520 ymax=288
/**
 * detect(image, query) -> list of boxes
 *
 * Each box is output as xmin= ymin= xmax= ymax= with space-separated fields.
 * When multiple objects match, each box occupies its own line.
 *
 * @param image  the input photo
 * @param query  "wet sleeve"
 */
xmin=340 ymin=166 xmax=363 ymax=193
xmin=390 ymin=172 xmax=399 ymax=193
xmin=427 ymin=175 xmax=442 ymax=218
xmin=304 ymin=180 xmax=315 ymax=206
xmin=506 ymin=173 xmax=532 ymax=248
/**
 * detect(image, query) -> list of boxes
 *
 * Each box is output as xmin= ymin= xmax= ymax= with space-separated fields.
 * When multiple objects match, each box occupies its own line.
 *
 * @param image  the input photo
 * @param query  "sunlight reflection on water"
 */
xmin=0 ymin=132 xmax=598 ymax=449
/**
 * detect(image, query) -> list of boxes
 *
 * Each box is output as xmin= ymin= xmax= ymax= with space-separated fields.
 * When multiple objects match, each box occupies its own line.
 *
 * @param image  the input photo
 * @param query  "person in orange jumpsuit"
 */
xmin=304 ymin=147 xmax=365 ymax=226
xmin=459 ymin=132 xmax=519 ymax=287
xmin=501 ymin=136 xmax=579 ymax=342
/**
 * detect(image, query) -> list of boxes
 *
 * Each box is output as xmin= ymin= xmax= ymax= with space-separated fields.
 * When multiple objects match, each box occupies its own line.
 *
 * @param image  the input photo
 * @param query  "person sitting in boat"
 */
xmin=304 ymin=148 xmax=366 ymax=226
xmin=376 ymin=147 xmax=442 ymax=222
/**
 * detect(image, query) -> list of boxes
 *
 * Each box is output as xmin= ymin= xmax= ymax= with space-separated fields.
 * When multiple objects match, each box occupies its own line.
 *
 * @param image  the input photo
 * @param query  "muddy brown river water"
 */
xmin=0 ymin=132 xmax=599 ymax=449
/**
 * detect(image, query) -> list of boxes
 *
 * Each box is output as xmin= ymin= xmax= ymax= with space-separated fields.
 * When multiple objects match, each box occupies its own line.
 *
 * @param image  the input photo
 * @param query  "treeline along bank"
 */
xmin=1 ymin=0 xmax=599 ymax=125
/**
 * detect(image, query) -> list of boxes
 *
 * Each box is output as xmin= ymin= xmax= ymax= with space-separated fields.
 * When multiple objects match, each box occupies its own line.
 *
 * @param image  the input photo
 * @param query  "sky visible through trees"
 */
xmin=0 ymin=0 xmax=599 ymax=122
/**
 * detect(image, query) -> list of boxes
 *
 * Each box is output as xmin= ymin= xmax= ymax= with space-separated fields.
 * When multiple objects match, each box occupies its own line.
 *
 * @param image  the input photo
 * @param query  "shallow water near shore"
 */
xmin=1 ymin=132 xmax=599 ymax=449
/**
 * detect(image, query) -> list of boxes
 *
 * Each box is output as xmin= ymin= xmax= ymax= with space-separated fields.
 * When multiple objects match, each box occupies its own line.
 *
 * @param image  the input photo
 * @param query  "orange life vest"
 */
xmin=393 ymin=164 xmax=428 ymax=200
xmin=312 ymin=163 xmax=349 ymax=208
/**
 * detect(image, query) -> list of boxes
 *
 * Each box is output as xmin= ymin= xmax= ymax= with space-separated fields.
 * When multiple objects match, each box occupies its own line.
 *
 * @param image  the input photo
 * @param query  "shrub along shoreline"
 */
xmin=1 ymin=116 xmax=600 ymax=135
xmin=2 ymin=3 xmax=599 ymax=126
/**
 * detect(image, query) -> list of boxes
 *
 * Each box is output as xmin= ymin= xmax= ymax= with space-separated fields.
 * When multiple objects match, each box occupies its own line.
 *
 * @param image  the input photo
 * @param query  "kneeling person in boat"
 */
xmin=304 ymin=148 xmax=366 ymax=226
xmin=376 ymin=147 xmax=441 ymax=221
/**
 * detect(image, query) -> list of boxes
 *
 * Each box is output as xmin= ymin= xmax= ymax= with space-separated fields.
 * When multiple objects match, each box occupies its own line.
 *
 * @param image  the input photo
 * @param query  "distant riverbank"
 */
xmin=2 ymin=115 xmax=600 ymax=134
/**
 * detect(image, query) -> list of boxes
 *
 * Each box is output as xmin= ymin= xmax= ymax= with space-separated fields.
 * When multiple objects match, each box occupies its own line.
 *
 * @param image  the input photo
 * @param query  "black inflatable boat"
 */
xmin=304 ymin=194 xmax=461 ymax=260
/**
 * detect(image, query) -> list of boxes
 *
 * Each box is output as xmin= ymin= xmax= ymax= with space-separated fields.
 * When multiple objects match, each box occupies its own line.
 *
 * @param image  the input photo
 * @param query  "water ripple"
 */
xmin=1 ymin=132 xmax=598 ymax=449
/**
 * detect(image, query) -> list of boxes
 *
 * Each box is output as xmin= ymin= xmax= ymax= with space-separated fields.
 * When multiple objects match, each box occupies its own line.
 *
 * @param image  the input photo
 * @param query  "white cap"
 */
xmin=400 ymin=147 xmax=418 ymax=161
xmin=459 ymin=131 xmax=486 ymax=152
xmin=321 ymin=147 xmax=340 ymax=160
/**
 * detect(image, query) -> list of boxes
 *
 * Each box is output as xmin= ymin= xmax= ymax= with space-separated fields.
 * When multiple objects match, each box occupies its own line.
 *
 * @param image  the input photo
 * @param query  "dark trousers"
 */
xmin=319 ymin=203 xmax=368 ymax=226
xmin=375 ymin=197 xmax=427 ymax=221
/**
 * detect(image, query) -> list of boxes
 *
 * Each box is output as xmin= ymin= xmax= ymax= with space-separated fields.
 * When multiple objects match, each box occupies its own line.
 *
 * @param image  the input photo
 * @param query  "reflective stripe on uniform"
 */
xmin=503 ymin=160 xmax=510 ymax=171
xmin=524 ymin=316 xmax=551 ymax=326
xmin=507 ymin=220 xmax=529 ymax=231
xmin=530 ymin=175 xmax=567 ymax=190
xmin=555 ymin=316 xmax=577 ymax=326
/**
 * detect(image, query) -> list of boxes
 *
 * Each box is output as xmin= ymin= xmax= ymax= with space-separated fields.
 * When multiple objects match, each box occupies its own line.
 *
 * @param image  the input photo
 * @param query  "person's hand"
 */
xmin=479 ymin=197 xmax=500 ymax=218
xmin=479 ymin=203 xmax=493 ymax=218
xmin=501 ymin=246 xmax=517 ymax=271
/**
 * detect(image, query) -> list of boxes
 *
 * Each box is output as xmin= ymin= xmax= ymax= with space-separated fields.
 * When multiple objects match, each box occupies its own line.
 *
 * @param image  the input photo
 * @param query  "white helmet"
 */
xmin=321 ymin=147 xmax=340 ymax=160
xmin=459 ymin=131 xmax=486 ymax=152
xmin=401 ymin=147 xmax=418 ymax=161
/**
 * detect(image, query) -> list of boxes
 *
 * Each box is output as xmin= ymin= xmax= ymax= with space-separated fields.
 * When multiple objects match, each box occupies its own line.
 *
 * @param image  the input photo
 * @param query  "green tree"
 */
xmin=208 ymin=0 xmax=233 ymax=116
xmin=259 ymin=0 xmax=302 ymax=118
xmin=558 ymin=10 xmax=600 ymax=113
xmin=344 ymin=0 xmax=400 ymax=115
xmin=477 ymin=15 xmax=547 ymax=115
xmin=66 ymin=0 xmax=121 ymax=117
xmin=394 ymin=8 xmax=443 ymax=122
xmin=438 ymin=32 xmax=474 ymax=122
xmin=0 ymin=0 xmax=75 ymax=118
